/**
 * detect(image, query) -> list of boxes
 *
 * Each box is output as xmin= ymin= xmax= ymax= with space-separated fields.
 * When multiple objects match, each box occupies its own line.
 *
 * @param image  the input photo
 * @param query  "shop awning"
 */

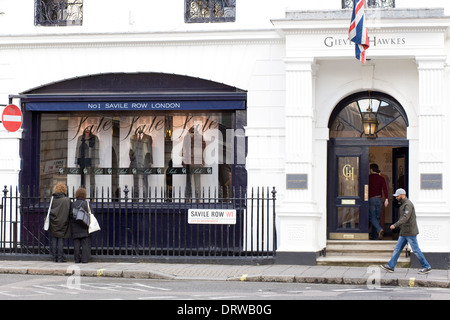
xmin=22 ymin=93 xmax=246 ymax=112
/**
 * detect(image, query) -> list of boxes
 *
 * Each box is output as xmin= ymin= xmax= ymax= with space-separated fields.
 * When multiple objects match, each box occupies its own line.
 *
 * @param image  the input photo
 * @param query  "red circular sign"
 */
xmin=2 ymin=104 xmax=23 ymax=132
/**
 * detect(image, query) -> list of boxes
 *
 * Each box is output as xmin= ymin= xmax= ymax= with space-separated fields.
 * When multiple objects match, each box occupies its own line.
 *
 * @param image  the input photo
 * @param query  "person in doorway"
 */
xmin=71 ymin=187 xmax=91 ymax=264
xmin=369 ymin=163 xmax=389 ymax=240
xmin=49 ymin=183 xmax=72 ymax=263
xmin=380 ymin=188 xmax=432 ymax=274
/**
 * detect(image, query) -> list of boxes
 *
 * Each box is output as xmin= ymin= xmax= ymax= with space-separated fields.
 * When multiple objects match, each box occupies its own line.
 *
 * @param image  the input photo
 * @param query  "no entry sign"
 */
xmin=2 ymin=104 xmax=22 ymax=132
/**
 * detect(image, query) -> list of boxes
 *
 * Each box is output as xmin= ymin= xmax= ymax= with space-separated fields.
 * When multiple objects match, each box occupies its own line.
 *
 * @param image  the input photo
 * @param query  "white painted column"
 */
xmin=277 ymin=57 xmax=321 ymax=253
xmin=414 ymin=56 xmax=450 ymax=253
xmin=0 ymin=127 xmax=21 ymax=187
xmin=284 ymin=58 xmax=314 ymax=202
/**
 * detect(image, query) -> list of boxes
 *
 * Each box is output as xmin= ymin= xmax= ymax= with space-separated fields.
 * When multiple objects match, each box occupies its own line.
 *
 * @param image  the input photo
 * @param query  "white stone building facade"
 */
xmin=1 ymin=0 xmax=449 ymax=268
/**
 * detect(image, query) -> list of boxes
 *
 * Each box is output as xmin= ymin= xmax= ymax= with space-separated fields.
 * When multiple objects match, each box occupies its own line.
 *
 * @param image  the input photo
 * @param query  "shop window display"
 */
xmin=39 ymin=111 xmax=237 ymax=200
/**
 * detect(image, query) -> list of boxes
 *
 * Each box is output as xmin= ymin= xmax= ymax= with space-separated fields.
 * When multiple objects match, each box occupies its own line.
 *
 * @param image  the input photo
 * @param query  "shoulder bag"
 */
xmin=43 ymin=196 xmax=53 ymax=231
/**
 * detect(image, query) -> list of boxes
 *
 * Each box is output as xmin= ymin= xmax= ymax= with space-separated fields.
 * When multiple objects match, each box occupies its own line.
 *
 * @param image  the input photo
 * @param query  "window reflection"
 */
xmin=39 ymin=112 xmax=236 ymax=200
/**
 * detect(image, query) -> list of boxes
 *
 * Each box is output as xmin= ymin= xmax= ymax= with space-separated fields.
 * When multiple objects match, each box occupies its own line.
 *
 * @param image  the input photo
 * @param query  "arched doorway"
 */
xmin=327 ymin=91 xmax=408 ymax=240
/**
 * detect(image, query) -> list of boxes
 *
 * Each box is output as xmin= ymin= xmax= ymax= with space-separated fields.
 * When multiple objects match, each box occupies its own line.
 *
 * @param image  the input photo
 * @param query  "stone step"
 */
xmin=316 ymin=255 xmax=410 ymax=268
xmin=317 ymin=240 xmax=410 ymax=267
xmin=326 ymin=240 xmax=398 ymax=249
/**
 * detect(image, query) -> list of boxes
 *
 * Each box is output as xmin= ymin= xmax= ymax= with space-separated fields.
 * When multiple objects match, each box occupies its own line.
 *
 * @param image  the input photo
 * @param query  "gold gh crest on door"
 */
xmin=342 ymin=164 xmax=355 ymax=181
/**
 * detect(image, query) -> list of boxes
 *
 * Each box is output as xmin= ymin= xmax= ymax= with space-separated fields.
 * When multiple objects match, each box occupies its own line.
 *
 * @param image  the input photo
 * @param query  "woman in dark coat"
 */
xmin=49 ymin=183 xmax=72 ymax=262
xmin=71 ymin=188 xmax=91 ymax=263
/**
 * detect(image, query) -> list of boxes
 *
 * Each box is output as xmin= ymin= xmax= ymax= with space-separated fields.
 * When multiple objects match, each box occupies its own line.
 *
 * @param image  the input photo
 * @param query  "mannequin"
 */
xmin=129 ymin=128 xmax=153 ymax=198
xmin=75 ymin=128 xmax=99 ymax=197
xmin=182 ymin=126 xmax=205 ymax=199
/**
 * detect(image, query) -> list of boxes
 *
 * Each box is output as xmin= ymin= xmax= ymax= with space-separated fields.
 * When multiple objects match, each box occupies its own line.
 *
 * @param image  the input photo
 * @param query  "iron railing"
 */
xmin=0 ymin=185 xmax=276 ymax=262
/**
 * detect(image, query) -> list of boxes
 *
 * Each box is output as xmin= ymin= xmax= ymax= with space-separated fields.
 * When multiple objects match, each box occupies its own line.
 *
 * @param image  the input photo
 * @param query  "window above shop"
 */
xmin=35 ymin=0 xmax=83 ymax=26
xmin=329 ymin=92 xmax=408 ymax=139
xmin=185 ymin=0 xmax=236 ymax=23
xmin=342 ymin=0 xmax=395 ymax=9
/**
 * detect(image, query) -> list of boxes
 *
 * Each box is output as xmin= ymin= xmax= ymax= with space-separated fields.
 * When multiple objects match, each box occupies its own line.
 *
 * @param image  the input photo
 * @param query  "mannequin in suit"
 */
xmin=129 ymin=129 xmax=153 ymax=198
xmin=75 ymin=128 xmax=99 ymax=197
xmin=182 ymin=126 xmax=205 ymax=199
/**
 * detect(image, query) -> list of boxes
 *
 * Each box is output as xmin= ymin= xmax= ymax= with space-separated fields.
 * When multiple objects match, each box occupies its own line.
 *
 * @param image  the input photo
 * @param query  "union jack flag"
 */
xmin=348 ymin=0 xmax=369 ymax=63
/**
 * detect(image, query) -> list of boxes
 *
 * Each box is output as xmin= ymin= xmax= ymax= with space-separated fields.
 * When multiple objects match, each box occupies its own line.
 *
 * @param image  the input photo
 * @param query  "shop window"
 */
xmin=329 ymin=92 xmax=407 ymax=139
xmin=342 ymin=0 xmax=395 ymax=9
xmin=185 ymin=0 xmax=236 ymax=23
xmin=39 ymin=111 xmax=239 ymax=200
xmin=35 ymin=0 xmax=83 ymax=26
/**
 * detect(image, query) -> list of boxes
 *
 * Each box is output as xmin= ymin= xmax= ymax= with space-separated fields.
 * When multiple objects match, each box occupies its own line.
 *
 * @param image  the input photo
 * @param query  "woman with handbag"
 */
xmin=48 ymin=183 xmax=72 ymax=263
xmin=71 ymin=188 xmax=92 ymax=264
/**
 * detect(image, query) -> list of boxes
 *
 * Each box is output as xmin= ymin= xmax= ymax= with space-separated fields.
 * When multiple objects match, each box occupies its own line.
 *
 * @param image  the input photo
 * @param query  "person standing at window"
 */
xmin=71 ymin=187 xmax=92 ymax=264
xmin=49 ymin=182 xmax=71 ymax=263
xmin=369 ymin=163 xmax=388 ymax=240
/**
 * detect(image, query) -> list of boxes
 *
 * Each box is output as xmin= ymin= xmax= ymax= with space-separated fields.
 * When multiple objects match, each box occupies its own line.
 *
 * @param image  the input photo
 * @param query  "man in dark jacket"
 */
xmin=380 ymin=188 xmax=432 ymax=274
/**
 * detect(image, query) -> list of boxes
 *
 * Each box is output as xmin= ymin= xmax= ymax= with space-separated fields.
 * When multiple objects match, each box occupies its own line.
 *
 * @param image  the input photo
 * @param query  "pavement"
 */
xmin=0 ymin=260 xmax=449 ymax=288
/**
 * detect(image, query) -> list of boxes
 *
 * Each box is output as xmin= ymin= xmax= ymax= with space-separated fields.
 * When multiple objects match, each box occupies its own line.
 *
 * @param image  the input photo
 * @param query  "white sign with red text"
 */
xmin=188 ymin=209 xmax=236 ymax=225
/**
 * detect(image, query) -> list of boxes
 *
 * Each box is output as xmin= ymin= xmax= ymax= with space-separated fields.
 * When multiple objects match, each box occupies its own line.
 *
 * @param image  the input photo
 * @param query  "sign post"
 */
xmin=1 ymin=104 xmax=22 ymax=132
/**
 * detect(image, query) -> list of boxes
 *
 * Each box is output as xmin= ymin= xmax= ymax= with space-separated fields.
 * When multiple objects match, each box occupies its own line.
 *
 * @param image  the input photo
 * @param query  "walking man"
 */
xmin=380 ymin=188 xmax=432 ymax=274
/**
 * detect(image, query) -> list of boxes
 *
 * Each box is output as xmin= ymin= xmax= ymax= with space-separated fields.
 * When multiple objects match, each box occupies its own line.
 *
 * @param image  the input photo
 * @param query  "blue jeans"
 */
xmin=369 ymin=198 xmax=383 ymax=239
xmin=388 ymin=236 xmax=431 ymax=270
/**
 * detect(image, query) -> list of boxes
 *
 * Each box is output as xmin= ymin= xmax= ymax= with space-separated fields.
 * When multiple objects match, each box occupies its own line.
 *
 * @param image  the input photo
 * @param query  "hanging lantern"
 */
xmin=361 ymin=106 xmax=378 ymax=138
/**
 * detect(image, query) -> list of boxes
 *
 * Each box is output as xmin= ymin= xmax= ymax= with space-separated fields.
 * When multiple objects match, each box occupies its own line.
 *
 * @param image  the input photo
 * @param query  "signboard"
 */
xmin=286 ymin=174 xmax=308 ymax=190
xmin=25 ymin=100 xmax=246 ymax=112
xmin=421 ymin=174 xmax=443 ymax=190
xmin=188 ymin=209 xmax=236 ymax=225
xmin=2 ymin=104 xmax=22 ymax=132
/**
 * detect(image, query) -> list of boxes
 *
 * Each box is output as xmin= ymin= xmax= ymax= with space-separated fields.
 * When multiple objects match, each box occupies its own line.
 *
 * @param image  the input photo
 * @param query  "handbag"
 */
xmin=87 ymin=201 xmax=101 ymax=234
xmin=43 ymin=196 xmax=53 ymax=231
xmin=73 ymin=200 xmax=91 ymax=228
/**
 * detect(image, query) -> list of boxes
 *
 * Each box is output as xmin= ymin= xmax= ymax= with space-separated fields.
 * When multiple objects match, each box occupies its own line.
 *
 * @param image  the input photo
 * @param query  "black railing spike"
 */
xmin=272 ymin=187 xmax=277 ymax=200
xmin=3 ymin=186 xmax=8 ymax=197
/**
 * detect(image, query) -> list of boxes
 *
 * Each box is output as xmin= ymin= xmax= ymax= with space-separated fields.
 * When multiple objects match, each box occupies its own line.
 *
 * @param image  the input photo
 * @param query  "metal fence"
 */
xmin=0 ymin=185 xmax=277 ymax=262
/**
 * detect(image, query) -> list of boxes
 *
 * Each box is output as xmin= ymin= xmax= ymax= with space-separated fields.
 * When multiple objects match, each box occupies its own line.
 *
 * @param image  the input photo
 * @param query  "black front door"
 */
xmin=327 ymin=143 xmax=370 ymax=239
xmin=392 ymin=147 xmax=409 ymax=225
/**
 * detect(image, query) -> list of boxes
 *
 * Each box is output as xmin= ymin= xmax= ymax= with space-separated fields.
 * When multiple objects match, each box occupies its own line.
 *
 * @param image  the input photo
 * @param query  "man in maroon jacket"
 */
xmin=369 ymin=163 xmax=389 ymax=240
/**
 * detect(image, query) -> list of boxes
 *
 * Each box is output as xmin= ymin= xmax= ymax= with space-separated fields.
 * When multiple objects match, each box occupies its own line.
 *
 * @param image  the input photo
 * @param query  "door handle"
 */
xmin=364 ymin=185 xmax=369 ymax=201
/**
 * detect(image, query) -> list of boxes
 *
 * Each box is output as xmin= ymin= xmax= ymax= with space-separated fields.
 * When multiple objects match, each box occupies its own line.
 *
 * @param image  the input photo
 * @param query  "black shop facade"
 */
xmin=19 ymin=72 xmax=248 ymax=200
xmin=10 ymin=72 xmax=262 ymax=259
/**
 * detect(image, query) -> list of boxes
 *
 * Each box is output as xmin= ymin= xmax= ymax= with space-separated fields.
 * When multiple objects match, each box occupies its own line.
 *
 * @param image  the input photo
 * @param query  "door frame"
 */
xmin=327 ymin=138 xmax=409 ymax=240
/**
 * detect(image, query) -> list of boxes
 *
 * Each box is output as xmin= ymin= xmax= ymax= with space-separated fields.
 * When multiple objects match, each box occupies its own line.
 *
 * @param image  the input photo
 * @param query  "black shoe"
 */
xmin=380 ymin=265 xmax=394 ymax=273
xmin=418 ymin=267 xmax=432 ymax=274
